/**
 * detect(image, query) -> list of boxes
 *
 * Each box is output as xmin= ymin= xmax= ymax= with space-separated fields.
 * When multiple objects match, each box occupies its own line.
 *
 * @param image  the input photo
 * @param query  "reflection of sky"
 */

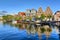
xmin=0 ymin=23 xmax=59 ymax=40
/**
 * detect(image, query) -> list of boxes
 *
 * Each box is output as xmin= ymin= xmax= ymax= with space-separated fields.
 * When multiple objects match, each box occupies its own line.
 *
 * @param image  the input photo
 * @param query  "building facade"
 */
xmin=37 ymin=7 xmax=44 ymax=17
xmin=44 ymin=7 xmax=53 ymax=16
xmin=31 ymin=9 xmax=37 ymax=16
xmin=18 ymin=12 xmax=26 ymax=20
xmin=25 ymin=9 xmax=37 ymax=16
xmin=25 ymin=9 xmax=31 ymax=16
xmin=54 ymin=11 xmax=60 ymax=21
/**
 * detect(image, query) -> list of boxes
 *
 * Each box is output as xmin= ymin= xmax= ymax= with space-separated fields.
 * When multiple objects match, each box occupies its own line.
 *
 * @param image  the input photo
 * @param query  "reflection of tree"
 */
xmin=18 ymin=23 xmax=26 ymax=29
xmin=44 ymin=25 xmax=52 ymax=40
xmin=37 ymin=25 xmax=52 ymax=40
xmin=13 ymin=23 xmax=52 ymax=40
xmin=37 ymin=27 xmax=42 ymax=40
xmin=37 ymin=27 xmax=46 ymax=40
xmin=9 ymin=23 xmax=52 ymax=40
xmin=45 ymin=28 xmax=52 ymax=40
xmin=14 ymin=23 xmax=26 ymax=30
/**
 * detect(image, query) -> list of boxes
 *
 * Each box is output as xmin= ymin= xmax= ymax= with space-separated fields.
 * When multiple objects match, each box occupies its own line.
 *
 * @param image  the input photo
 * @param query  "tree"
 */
xmin=2 ymin=15 xmax=14 ymax=22
xmin=40 ymin=14 xmax=45 ymax=21
xmin=7 ymin=15 xmax=14 ymax=21
xmin=14 ymin=16 xmax=22 ymax=21
xmin=47 ymin=14 xmax=52 ymax=21
xmin=35 ymin=15 xmax=39 ymax=20
xmin=26 ymin=16 xmax=32 ymax=21
xmin=29 ymin=17 xmax=32 ymax=21
xmin=2 ymin=15 xmax=7 ymax=20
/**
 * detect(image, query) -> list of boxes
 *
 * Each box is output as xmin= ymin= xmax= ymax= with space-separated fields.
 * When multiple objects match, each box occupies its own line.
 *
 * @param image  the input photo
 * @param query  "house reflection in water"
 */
xmin=7 ymin=22 xmax=59 ymax=40
xmin=15 ymin=23 xmax=52 ymax=38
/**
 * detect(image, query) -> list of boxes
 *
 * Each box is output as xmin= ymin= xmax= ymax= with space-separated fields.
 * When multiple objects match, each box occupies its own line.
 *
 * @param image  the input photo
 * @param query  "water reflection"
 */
xmin=2 ymin=22 xmax=59 ymax=40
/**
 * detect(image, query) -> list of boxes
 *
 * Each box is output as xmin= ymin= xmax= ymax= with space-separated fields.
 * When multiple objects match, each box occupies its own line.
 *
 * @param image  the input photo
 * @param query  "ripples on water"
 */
xmin=0 ymin=22 xmax=59 ymax=40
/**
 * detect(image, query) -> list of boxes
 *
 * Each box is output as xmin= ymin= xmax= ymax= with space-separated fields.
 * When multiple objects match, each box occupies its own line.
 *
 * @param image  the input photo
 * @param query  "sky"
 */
xmin=0 ymin=0 xmax=60 ymax=14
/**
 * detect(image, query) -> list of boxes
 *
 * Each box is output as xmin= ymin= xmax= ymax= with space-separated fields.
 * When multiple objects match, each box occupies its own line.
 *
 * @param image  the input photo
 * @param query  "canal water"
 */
xmin=0 ymin=22 xmax=59 ymax=40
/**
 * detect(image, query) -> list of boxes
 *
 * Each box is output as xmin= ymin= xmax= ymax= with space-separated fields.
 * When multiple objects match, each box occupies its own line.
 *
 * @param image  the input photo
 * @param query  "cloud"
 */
xmin=0 ymin=11 xmax=8 ymax=15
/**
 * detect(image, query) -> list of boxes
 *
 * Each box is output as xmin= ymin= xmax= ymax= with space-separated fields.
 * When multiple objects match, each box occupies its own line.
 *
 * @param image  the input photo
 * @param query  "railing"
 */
xmin=35 ymin=21 xmax=60 ymax=26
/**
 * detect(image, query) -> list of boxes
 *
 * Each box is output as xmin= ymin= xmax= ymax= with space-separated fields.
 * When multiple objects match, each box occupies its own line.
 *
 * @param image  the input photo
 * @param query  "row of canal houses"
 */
xmin=14 ymin=7 xmax=60 ymax=23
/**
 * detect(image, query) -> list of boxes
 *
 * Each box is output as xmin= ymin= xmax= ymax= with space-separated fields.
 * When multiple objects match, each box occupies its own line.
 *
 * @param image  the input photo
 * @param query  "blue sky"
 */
xmin=0 ymin=0 xmax=60 ymax=14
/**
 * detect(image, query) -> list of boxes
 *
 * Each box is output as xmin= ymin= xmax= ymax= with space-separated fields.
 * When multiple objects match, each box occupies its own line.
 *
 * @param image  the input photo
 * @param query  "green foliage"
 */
xmin=40 ymin=14 xmax=45 ymax=20
xmin=36 ymin=15 xmax=39 ymax=19
xmin=2 ymin=15 xmax=7 ymax=20
xmin=26 ymin=16 xmax=32 ymax=21
xmin=2 ymin=15 xmax=14 ymax=21
xmin=40 ymin=27 xmax=46 ymax=33
xmin=47 ymin=14 xmax=52 ymax=18
xmin=15 ymin=16 xmax=22 ymax=21
xmin=29 ymin=17 xmax=32 ymax=21
xmin=35 ymin=15 xmax=41 ymax=20
xmin=7 ymin=15 xmax=13 ymax=20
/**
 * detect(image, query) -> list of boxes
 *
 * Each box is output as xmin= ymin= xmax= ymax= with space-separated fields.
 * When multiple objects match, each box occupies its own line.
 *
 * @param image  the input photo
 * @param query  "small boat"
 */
xmin=35 ymin=20 xmax=40 ymax=23
xmin=17 ymin=20 xmax=22 ymax=23
xmin=12 ymin=20 xmax=17 ymax=24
